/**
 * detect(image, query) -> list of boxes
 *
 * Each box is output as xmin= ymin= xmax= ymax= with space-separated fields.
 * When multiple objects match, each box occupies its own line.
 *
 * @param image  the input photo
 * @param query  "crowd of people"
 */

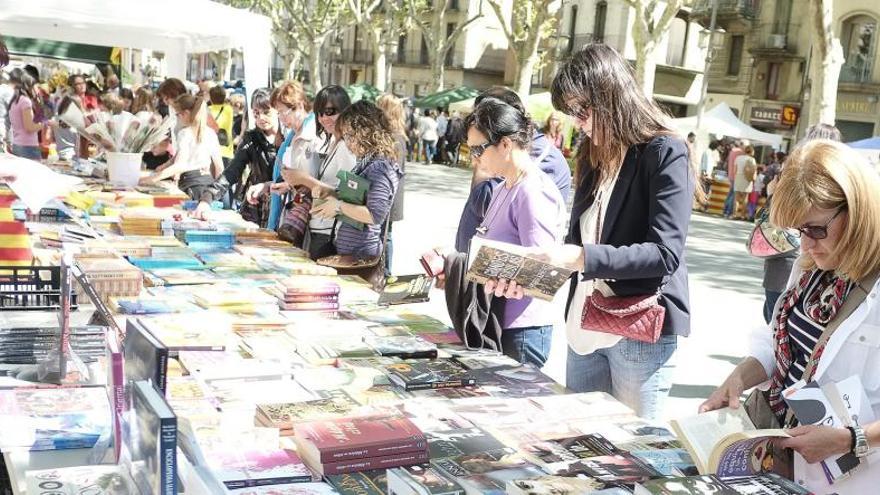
xmin=3 ymin=37 xmax=880 ymax=492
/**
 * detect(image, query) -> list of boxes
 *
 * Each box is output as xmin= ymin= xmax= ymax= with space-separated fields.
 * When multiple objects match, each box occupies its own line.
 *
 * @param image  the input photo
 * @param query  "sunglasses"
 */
xmin=318 ymin=107 xmax=338 ymax=117
xmin=470 ymin=140 xmax=495 ymax=158
xmin=794 ymin=208 xmax=844 ymax=240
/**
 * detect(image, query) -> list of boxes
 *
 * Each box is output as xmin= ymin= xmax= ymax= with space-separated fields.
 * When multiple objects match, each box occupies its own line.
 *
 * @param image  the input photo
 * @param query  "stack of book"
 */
xmin=273 ymin=277 xmax=341 ymax=312
xmin=192 ymin=285 xmax=277 ymax=314
xmin=119 ymin=208 xmax=173 ymax=236
xmin=74 ymin=256 xmax=143 ymax=302
xmin=255 ymin=390 xmax=362 ymax=436
xmin=294 ymin=414 xmax=429 ymax=476
xmin=0 ymin=325 xmax=107 ymax=364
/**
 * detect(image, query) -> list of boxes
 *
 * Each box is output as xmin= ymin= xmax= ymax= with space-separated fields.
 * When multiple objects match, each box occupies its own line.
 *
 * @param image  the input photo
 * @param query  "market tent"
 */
xmin=0 ymin=0 xmax=271 ymax=104
xmin=414 ymin=86 xmax=480 ymax=109
xmin=848 ymin=136 xmax=880 ymax=150
xmin=4 ymin=35 xmax=115 ymax=65
xmin=671 ymin=102 xmax=783 ymax=147
xmin=346 ymin=82 xmax=381 ymax=103
xmin=449 ymin=92 xmax=560 ymax=121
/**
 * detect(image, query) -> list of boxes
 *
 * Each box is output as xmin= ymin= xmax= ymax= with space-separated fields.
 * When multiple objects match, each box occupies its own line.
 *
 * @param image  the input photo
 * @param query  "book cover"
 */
xmin=465 ymin=238 xmax=574 ymax=301
xmin=327 ymin=469 xmax=387 ymax=495
xmin=365 ymin=335 xmax=439 ymax=360
xmin=106 ymin=331 xmax=124 ymax=462
xmin=124 ymin=318 xmax=169 ymax=394
xmin=519 ymin=433 xmax=620 ymax=470
xmin=26 ymin=465 xmax=137 ymax=494
xmin=139 ymin=315 xmax=230 ymax=352
xmin=312 ymin=450 xmax=429 ymax=476
xmin=210 ymin=449 xmax=314 ymax=489
xmin=505 ymin=476 xmax=606 ymax=495
xmin=294 ymin=415 xmax=427 ymax=463
xmin=378 ymin=274 xmax=433 ymax=306
xmin=634 ymin=475 xmax=738 ymax=495
xmin=553 ymin=453 xmax=661 ymax=483
xmin=256 ymin=390 xmax=361 ymax=429
xmin=129 ymin=380 xmax=177 ymax=495
xmin=630 ymin=448 xmax=698 ymax=477
xmin=430 ymin=450 xmax=545 ymax=495
xmin=387 ymin=464 xmax=464 ymax=495
xmin=720 ymin=472 xmax=813 ymax=494
xmin=469 ymin=364 xmax=564 ymax=398
xmin=426 ymin=427 xmax=508 ymax=459
xmin=384 ymin=360 xmax=476 ymax=391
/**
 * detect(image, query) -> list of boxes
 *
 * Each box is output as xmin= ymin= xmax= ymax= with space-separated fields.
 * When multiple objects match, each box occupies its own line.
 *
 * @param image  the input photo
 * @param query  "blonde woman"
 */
xmin=702 ymin=140 xmax=880 ymax=494
xmin=733 ymin=144 xmax=757 ymax=220
xmin=140 ymin=94 xmax=223 ymax=201
xmin=376 ymin=94 xmax=408 ymax=276
xmin=543 ymin=111 xmax=565 ymax=151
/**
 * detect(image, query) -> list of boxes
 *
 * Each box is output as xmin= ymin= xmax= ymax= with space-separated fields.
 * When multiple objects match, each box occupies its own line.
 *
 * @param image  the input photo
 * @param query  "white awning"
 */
xmin=672 ymin=102 xmax=783 ymax=147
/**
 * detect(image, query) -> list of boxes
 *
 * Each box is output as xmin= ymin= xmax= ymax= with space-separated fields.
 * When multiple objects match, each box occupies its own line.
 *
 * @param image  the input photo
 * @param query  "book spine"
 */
xmin=319 ymin=438 xmax=428 ymax=462
xmin=156 ymin=348 xmax=169 ymax=394
xmin=222 ymin=474 xmax=314 ymax=490
xmin=111 ymin=350 xmax=124 ymax=462
xmin=320 ymin=450 xmax=429 ymax=476
xmin=402 ymin=378 xmax=476 ymax=391
xmin=159 ymin=417 xmax=177 ymax=495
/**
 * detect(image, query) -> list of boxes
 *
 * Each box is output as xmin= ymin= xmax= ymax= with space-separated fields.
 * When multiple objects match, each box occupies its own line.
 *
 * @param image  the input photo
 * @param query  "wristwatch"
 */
xmin=849 ymin=425 xmax=870 ymax=458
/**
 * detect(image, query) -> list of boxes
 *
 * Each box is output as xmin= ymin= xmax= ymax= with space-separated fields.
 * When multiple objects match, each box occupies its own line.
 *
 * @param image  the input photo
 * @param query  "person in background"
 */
xmin=118 ymin=88 xmax=133 ymax=113
xmin=493 ymin=44 xmax=700 ymax=419
xmin=723 ymin=139 xmax=747 ymax=218
xmin=732 ymin=144 xmax=756 ymax=221
xmin=418 ymin=109 xmax=439 ymax=164
xmin=156 ymin=77 xmax=188 ymax=129
xmin=377 ymin=94 xmax=409 ymax=276
xmin=701 ymin=139 xmax=880 ymax=493
xmin=51 ymin=96 xmax=81 ymax=161
xmin=281 ymin=85 xmax=356 ymax=258
xmin=747 ymin=164 xmax=765 ymax=220
xmin=0 ymin=70 xmax=14 ymax=152
xmin=7 ymin=68 xmax=45 ymax=160
xmin=69 ymin=74 xmax=98 ymax=111
xmin=130 ymin=87 xmax=155 ymax=117
xmin=208 ymin=85 xmax=234 ymax=168
xmin=309 ymin=101 xmax=402 ymax=263
xmin=230 ymin=92 xmax=246 ymax=148
xmin=140 ymin=94 xmax=222 ymax=200
xmin=104 ymin=73 xmax=120 ymax=95
xmin=436 ymin=108 xmax=448 ymax=164
xmin=197 ymin=89 xmax=278 ymax=227
xmin=99 ymin=93 xmax=124 ymax=115
xmin=445 ymin=110 xmax=464 ymax=167
xmin=763 ymin=150 xmax=785 ymax=192
xmin=544 ymin=111 xmax=565 ymax=151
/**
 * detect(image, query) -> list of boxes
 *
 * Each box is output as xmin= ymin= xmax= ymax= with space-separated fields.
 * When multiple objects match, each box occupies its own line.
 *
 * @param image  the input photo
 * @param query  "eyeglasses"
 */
xmin=470 ymin=140 xmax=495 ymax=158
xmin=794 ymin=208 xmax=844 ymax=240
xmin=318 ymin=107 xmax=338 ymax=117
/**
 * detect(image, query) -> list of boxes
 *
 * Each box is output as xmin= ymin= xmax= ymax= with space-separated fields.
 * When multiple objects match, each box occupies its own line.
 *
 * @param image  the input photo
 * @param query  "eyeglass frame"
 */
xmin=794 ymin=207 xmax=845 ymax=240
xmin=317 ymin=107 xmax=338 ymax=117
xmin=470 ymin=140 xmax=496 ymax=159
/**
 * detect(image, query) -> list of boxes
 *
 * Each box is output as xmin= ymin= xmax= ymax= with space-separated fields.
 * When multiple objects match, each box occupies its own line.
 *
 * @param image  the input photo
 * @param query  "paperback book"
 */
xmin=209 ymin=448 xmax=314 ymax=489
xmin=128 ymin=380 xmax=177 ymax=495
xmin=387 ymin=463 xmax=464 ymax=495
xmin=465 ymin=238 xmax=574 ymax=301
xmin=384 ymin=360 xmax=476 ymax=391
xmin=364 ymin=335 xmax=439 ymax=360
xmin=430 ymin=450 xmax=545 ymax=495
xmin=634 ymin=475 xmax=737 ymax=495
xmin=552 ymin=453 xmax=661 ymax=483
xmin=378 ymin=274 xmax=433 ymax=306
xmin=25 ymin=465 xmax=137 ymax=494
xmin=505 ymin=476 xmax=607 ymax=495
xmin=124 ymin=318 xmax=169 ymax=394
xmin=426 ymin=427 xmax=509 ymax=459
xmin=293 ymin=414 xmax=427 ymax=463
xmin=327 ymin=469 xmax=387 ymax=495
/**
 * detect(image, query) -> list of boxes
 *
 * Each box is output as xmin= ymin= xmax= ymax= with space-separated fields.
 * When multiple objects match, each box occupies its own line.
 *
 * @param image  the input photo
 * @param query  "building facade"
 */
xmin=553 ymin=0 xmax=708 ymax=116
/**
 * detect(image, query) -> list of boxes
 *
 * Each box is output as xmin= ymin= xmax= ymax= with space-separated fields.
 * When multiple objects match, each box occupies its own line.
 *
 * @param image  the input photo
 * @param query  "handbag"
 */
xmin=278 ymin=185 xmax=312 ymax=248
xmin=746 ymin=198 xmax=800 ymax=259
xmin=316 ymin=206 xmax=393 ymax=291
xmin=581 ymin=290 xmax=666 ymax=343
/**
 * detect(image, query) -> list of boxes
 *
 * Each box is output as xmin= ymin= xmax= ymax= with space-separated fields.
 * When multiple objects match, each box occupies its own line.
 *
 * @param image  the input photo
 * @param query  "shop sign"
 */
xmin=838 ymin=98 xmax=876 ymax=115
xmin=781 ymin=106 xmax=799 ymax=127
xmin=750 ymin=107 xmax=782 ymax=125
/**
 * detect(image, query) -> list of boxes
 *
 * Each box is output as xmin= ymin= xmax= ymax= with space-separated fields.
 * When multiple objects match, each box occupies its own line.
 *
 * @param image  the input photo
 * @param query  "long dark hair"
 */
xmin=313 ymin=85 xmax=351 ymax=139
xmin=8 ymin=68 xmax=37 ymax=107
xmin=552 ymin=44 xmax=701 ymax=200
xmin=465 ymin=97 xmax=534 ymax=150
xmin=0 ymin=36 xmax=8 ymax=68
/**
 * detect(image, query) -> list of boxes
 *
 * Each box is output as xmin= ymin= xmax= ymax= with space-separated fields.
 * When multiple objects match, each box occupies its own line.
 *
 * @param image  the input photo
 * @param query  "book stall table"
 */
xmin=0 ymin=169 xmax=806 ymax=495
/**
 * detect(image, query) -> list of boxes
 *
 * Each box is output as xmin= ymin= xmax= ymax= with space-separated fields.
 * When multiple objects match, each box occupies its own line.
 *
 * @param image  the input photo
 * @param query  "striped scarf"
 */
xmin=767 ymin=269 xmax=853 ymax=417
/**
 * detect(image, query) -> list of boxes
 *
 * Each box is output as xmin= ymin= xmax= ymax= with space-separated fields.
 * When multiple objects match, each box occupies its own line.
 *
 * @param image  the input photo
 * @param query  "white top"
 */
xmin=749 ymin=258 xmax=880 ymax=494
xmin=418 ymin=116 xmax=439 ymax=142
xmin=173 ymin=126 xmax=220 ymax=175
xmin=733 ymin=154 xmax=755 ymax=193
xmin=566 ymin=167 xmax=623 ymax=355
xmin=308 ymin=135 xmax=356 ymax=233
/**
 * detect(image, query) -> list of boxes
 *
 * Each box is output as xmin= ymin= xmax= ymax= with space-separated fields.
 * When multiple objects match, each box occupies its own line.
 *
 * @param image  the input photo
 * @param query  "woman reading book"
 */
xmin=701 ymin=140 xmax=880 ymax=493
xmin=435 ymin=97 xmax=566 ymax=368
xmin=482 ymin=44 xmax=703 ymax=420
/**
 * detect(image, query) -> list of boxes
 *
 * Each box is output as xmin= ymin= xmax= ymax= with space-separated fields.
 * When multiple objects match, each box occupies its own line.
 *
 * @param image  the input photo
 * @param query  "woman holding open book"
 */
xmin=487 ymin=44 xmax=702 ymax=420
xmin=701 ymin=140 xmax=880 ymax=493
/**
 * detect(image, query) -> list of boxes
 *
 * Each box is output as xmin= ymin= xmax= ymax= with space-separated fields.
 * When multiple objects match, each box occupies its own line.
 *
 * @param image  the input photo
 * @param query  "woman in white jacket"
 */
xmin=701 ymin=139 xmax=880 ymax=494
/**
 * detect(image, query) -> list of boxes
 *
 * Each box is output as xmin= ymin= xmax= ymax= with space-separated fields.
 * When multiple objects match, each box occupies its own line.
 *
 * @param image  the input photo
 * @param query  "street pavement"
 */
xmin=392 ymin=161 xmax=768 ymax=421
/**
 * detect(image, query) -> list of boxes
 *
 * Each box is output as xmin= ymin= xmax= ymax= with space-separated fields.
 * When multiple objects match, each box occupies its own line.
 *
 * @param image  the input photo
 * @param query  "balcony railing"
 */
xmin=692 ymin=0 xmax=760 ymax=24
xmin=840 ymin=57 xmax=874 ymax=84
xmin=750 ymin=23 xmax=800 ymax=55
xmin=340 ymin=48 xmax=374 ymax=64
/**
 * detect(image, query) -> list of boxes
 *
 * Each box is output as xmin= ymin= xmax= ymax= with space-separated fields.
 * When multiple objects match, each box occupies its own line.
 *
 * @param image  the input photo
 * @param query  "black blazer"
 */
xmin=565 ymin=134 xmax=694 ymax=337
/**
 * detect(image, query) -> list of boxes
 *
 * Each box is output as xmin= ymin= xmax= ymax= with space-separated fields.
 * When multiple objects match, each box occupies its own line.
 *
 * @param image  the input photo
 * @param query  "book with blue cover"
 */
xmin=124 ymin=318 xmax=169 ymax=395
xmin=129 ymin=380 xmax=177 ymax=495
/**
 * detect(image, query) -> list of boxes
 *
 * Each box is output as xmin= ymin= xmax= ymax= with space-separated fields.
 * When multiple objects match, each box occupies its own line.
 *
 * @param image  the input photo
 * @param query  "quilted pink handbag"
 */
xmin=581 ymin=290 xmax=666 ymax=343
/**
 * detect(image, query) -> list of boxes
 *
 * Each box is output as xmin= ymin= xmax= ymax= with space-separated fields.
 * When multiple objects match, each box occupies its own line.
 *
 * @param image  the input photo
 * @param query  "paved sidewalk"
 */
xmin=392 ymin=162 xmax=768 ymax=421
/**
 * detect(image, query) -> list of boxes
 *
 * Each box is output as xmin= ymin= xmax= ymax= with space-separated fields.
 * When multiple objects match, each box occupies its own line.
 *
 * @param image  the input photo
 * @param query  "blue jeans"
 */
xmin=566 ymin=335 xmax=678 ymax=421
xmin=501 ymin=325 xmax=552 ymax=368
xmin=422 ymin=139 xmax=437 ymax=163
xmin=764 ymin=289 xmax=783 ymax=324
xmin=12 ymin=144 xmax=41 ymax=161
xmin=723 ymin=186 xmax=736 ymax=216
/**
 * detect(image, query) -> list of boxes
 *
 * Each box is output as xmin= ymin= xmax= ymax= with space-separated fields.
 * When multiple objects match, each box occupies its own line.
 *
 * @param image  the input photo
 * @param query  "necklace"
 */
xmin=475 ymin=169 xmax=526 ymax=236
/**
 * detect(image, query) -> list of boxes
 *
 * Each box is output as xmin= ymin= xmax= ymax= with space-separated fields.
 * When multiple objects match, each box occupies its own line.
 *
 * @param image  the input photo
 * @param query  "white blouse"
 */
xmin=566 ymin=167 xmax=623 ymax=355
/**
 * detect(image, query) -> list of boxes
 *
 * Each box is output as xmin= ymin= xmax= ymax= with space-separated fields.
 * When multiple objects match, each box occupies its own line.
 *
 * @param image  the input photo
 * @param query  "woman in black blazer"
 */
xmin=487 ymin=44 xmax=703 ymax=420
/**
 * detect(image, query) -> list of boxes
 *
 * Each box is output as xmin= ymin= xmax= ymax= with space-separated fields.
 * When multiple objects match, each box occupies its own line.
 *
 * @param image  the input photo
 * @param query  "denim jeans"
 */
xmin=566 ymin=335 xmax=678 ymax=421
xmin=764 ymin=289 xmax=783 ymax=324
xmin=723 ymin=186 xmax=736 ymax=216
xmin=11 ymin=144 xmax=42 ymax=161
xmin=501 ymin=325 xmax=553 ymax=368
xmin=422 ymin=139 xmax=437 ymax=163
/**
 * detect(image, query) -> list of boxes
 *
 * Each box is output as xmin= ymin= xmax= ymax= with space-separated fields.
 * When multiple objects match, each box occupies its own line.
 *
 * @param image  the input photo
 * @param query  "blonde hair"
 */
xmin=376 ymin=94 xmax=407 ymax=138
xmin=173 ymin=94 xmax=209 ymax=144
xmin=131 ymin=87 xmax=155 ymax=114
xmin=771 ymin=139 xmax=880 ymax=281
xmin=270 ymin=81 xmax=309 ymax=111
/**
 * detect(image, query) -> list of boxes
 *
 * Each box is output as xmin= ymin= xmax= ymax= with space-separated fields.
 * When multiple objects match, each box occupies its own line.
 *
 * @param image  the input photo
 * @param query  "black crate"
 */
xmin=0 ymin=266 xmax=77 ymax=311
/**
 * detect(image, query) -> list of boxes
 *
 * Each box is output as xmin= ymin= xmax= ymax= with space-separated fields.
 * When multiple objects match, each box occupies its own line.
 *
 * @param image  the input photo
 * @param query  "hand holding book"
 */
xmin=776 ymin=425 xmax=853 ymax=464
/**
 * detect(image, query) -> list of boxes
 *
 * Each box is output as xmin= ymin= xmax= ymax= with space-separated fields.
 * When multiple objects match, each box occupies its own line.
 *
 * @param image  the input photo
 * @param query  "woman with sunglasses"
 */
xmin=281 ymin=85 xmax=356 ymax=259
xmin=701 ymin=140 xmax=880 ymax=493
xmin=245 ymin=81 xmax=317 ymax=238
xmin=483 ymin=44 xmax=703 ymax=420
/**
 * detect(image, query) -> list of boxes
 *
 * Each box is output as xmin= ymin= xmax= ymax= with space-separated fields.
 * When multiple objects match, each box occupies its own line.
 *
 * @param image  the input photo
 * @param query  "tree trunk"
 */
xmin=513 ymin=52 xmax=538 ymax=98
xmin=430 ymin=56 xmax=446 ymax=92
xmin=308 ymin=45 xmax=323 ymax=93
xmin=808 ymin=0 xmax=844 ymax=126
xmin=631 ymin=21 xmax=655 ymax=97
xmin=374 ymin=47 xmax=388 ymax=92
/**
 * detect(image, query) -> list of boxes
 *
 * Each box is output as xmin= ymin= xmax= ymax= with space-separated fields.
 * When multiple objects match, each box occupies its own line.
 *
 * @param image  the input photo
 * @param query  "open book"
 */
xmin=466 ymin=238 xmax=574 ymax=301
xmin=670 ymin=407 xmax=789 ymax=478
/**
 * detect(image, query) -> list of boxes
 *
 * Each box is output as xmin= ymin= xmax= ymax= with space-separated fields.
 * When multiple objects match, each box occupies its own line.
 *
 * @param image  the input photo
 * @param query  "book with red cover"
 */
xmin=305 ymin=449 xmax=429 ymax=476
xmin=294 ymin=415 xmax=427 ymax=463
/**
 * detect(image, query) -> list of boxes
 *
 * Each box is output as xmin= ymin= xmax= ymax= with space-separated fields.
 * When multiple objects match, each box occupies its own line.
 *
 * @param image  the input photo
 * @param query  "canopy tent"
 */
xmin=671 ymin=102 xmax=783 ymax=148
xmin=847 ymin=136 xmax=880 ymax=150
xmin=4 ymin=35 xmax=116 ymax=65
xmin=414 ymin=86 xmax=480 ymax=109
xmin=345 ymin=82 xmax=381 ymax=103
xmin=0 ymin=0 xmax=271 ymax=105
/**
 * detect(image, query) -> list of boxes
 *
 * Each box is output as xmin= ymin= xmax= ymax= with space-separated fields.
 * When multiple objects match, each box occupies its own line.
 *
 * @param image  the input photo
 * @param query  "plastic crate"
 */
xmin=0 ymin=266 xmax=78 ymax=311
